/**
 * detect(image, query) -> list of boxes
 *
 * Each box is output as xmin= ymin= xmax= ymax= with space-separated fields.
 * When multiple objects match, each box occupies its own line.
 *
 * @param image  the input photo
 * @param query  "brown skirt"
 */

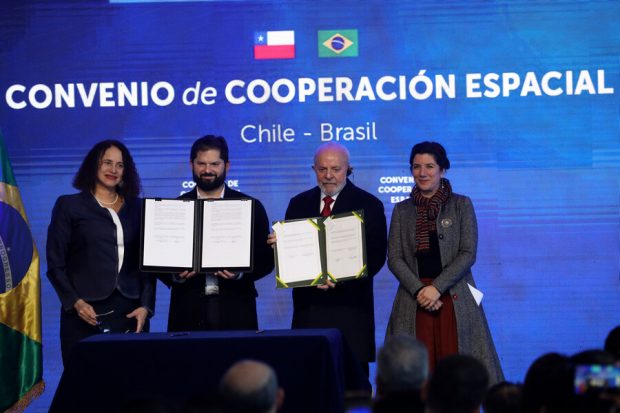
xmin=415 ymin=278 xmax=459 ymax=372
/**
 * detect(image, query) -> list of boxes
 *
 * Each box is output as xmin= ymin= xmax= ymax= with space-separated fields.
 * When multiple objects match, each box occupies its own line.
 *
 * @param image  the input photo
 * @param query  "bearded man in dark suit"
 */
xmin=280 ymin=142 xmax=387 ymax=375
xmin=162 ymin=135 xmax=274 ymax=332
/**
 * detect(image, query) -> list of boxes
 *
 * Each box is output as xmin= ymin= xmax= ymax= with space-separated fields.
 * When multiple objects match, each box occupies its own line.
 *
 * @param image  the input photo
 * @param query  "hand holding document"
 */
xmin=273 ymin=210 xmax=367 ymax=288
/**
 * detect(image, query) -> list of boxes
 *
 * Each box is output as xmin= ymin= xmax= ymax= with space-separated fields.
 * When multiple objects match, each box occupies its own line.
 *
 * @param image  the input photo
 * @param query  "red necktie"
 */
xmin=321 ymin=196 xmax=334 ymax=217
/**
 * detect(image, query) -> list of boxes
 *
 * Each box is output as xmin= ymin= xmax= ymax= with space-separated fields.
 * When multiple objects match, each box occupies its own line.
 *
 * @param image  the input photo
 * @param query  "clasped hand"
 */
xmin=417 ymin=285 xmax=443 ymax=312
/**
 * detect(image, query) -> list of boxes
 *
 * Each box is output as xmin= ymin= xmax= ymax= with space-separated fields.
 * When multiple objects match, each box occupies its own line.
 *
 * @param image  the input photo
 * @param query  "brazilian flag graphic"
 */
xmin=0 ymin=132 xmax=44 ymax=412
xmin=318 ymin=29 xmax=359 ymax=57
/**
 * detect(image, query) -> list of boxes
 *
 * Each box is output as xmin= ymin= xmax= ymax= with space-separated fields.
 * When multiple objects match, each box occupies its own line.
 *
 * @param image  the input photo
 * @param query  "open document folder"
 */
xmin=140 ymin=197 xmax=254 ymax=273
xmin=272 ymin=210 xmax=368 ymax=288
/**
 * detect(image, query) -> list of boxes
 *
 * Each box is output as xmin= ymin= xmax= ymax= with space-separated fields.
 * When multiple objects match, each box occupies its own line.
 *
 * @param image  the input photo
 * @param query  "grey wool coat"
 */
xmin=386 ymin=193 xmax=504 ymax=384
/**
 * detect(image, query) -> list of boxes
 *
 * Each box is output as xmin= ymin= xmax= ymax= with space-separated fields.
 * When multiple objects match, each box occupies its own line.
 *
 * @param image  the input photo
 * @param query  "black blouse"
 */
xmin=416 ymin=231 xmax=442 ymax=279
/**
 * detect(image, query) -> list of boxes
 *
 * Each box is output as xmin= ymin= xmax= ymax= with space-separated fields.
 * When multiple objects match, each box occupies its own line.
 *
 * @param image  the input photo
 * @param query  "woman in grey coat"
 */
xmin=386 ymin=141 xmax=503 ymax=384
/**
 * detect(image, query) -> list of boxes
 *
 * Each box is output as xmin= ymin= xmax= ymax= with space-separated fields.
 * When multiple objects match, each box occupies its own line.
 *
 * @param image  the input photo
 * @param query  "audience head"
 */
xmin=522 ymin=352 xmax=574 ymax=413
xmin=604 ymin=325 xmax=620 ymax=360
xmin=571 ymin=349 xmax=616 ymax=365
xmin=482 ymin=381 xmax=523 ymax=413
xmin=376 ymin=334 xmax=428 ymax=397
xmin=219 ymin=359 xmax=284 ymax=413
xmin=425 ymin=354 xmax=489 ymax=413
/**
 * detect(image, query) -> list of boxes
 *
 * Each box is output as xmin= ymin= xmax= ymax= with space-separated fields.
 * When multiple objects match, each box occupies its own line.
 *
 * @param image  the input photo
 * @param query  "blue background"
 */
xmin=1 ymin=1 xmax=619 ymax=410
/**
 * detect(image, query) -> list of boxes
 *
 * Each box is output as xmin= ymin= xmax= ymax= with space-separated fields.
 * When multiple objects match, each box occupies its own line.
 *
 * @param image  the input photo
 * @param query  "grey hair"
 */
xmin=376 ymin=335 xmax=429 ymax=393
xmin=313 ymin=142 xmax=350 ymax=166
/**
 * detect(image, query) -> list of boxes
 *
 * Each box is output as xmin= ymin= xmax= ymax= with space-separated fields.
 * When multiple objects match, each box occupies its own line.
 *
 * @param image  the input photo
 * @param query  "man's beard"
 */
xmin=318 ymin=179 xmax=346 ymax=197
xmin=193 ymin=171 xmax=226 ymax=192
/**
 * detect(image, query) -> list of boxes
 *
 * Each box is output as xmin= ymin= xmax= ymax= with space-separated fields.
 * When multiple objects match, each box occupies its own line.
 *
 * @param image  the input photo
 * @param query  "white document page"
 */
xmin=324 ymin=215 xmax=364 ymax=279
xmin=142 ymin=199 xmax=195 ymax=268
xmin=273 ymin=220 xmax=322 ymax=284
xmin=468 ymin=283 xmax=484 ymax=305
xmin=201 ymin=199 xmax=252 ymax=268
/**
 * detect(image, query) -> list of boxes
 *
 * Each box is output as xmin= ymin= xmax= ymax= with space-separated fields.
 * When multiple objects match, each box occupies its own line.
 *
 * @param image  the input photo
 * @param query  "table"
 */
xmin=50 ymin=328 xmax=370 ymax=413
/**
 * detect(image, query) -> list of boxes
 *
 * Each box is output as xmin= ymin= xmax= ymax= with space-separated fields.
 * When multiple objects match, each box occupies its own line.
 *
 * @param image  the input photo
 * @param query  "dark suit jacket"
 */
xmin=285 ymin=180 xmax=387 ymax=362
xmin=46 ymin=191 xmax=155 ymax=312
xmin=164 ymin=186 xmax=274 ymax=331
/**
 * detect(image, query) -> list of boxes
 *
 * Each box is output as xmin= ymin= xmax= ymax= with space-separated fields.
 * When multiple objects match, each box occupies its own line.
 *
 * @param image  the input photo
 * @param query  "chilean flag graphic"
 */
xmin=254 ymin=30 xmax=295 ymax=60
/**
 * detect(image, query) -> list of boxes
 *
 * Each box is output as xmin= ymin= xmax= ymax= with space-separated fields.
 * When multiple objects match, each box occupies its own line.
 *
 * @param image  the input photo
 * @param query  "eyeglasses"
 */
xmin=95 ymin=310 xmax=114 ymax=333
xmin=95 ymin=310 xmax=134 ymax=334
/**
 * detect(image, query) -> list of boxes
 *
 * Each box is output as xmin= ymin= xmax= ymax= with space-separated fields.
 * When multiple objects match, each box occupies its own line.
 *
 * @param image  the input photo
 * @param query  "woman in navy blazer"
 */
xmin=47 ymin=140 xmax=155 ymax=364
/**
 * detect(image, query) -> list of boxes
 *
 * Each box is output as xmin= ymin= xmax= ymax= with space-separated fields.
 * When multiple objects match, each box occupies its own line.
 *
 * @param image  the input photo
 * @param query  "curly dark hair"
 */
xmin=73 ymin=140 xmax=142 ymax=198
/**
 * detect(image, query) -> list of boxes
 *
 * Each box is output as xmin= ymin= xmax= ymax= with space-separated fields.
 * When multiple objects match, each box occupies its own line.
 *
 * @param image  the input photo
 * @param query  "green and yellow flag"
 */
xmin=318 ymin=29 xmax=359 ymax=58
xmin=0 ymin=132 xmax=44 ymax=412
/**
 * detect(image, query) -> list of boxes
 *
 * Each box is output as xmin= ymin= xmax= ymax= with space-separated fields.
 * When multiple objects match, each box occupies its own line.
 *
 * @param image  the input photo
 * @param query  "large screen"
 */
xmin=1 ymin=0 xmax=618 ymax=408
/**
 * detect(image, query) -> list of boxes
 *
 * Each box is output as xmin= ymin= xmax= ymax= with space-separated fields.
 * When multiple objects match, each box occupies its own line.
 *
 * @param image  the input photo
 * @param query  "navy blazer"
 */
xmin=285 ymin=180 xmax=387 ymax=362
xmin=165 ymin=186 xmax=274 ymax=331
xmin=46 ymin=191 xmax=155 ymax=312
